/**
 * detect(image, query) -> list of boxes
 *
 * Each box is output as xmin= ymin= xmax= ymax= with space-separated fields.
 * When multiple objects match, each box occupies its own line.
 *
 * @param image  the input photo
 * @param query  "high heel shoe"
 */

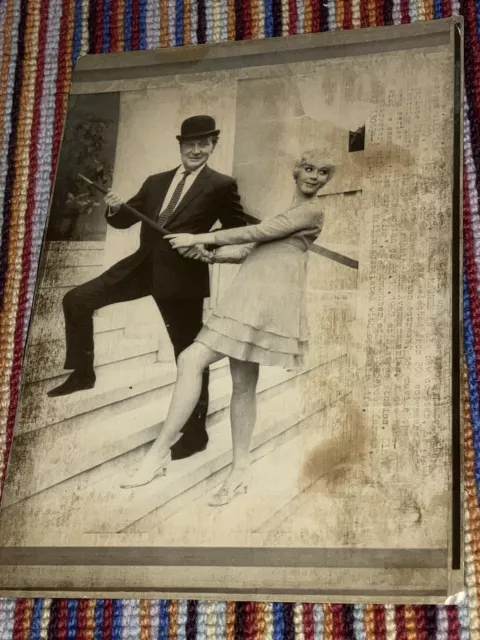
xmin=120 ymin=453 xmax=170 ymax=489
xmin=208 ymin=478 xmax=249 ymax=507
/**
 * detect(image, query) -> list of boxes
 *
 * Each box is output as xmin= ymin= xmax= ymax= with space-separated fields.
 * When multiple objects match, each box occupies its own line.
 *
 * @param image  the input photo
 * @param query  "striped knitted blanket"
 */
xmin=0 ymin=0 xmax=478 ymax=636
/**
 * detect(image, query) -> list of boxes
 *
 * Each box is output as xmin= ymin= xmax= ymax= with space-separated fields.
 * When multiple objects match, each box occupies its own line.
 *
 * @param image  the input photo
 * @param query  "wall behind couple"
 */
xmin=106 ymin=70 xmax=363 ymax=359
xmin=108 ymin=70 xmax=365 ymax=269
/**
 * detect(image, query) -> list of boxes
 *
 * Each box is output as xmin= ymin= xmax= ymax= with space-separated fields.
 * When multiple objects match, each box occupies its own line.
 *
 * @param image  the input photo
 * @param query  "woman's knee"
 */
xmin=177 ymin=344 xmax=209 ymax=374
xmin=230 ymin=359 xmax=259 ymax=393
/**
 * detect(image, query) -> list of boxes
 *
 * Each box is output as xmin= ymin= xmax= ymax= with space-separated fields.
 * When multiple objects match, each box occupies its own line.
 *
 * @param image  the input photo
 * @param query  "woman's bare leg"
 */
xmin=221 ymin=358 xmax=260 ymax=491
xmin=124 ymin=343 xmax=223 ymax=484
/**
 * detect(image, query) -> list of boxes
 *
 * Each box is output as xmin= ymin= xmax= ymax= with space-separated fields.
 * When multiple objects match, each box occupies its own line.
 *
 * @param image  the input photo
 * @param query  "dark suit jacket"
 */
xmin=104 ymin=165 xmax=250 ymax=300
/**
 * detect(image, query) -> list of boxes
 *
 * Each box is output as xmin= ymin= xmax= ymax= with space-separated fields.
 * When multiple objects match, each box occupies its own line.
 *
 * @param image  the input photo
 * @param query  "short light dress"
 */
xmin=195 ymin=201 xmax=324 ymax=370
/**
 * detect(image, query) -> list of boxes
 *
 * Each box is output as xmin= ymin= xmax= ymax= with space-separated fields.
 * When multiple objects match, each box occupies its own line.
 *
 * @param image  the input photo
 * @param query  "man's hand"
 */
xmin=176 ymin=244 xmax=214 ymax=262
xmin=104 ymin=189 xmax=124 ymax=213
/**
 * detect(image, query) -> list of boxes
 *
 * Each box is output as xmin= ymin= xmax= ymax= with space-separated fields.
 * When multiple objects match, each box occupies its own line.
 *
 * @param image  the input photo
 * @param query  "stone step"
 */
xmin=115 ymin=373 xmax=350 ymax=536
xmin=47 ymin=241 xmax=105 ymax=252
xmin=40 ymin=241 xmax=104 ymax=289
xmin=16 ymin=357 xmax=231 ymax=435
xmin=114 ymin=399 xmax=321 ymax=535
xmin=41 ymin=265 xmax=103 ymax=289
xmin=45 ymin=248 xmax=105 ymax=269
xmin=29 ymin=286 xmax=164 ymax=346
xmin=29 ymin=288 xmax=71 ymax=321
xmin=29 ymin=293 xmax=130 ymax=345
xmin=129 ymin=398 xmax=350 ymax=538
xmin=3 ymin=360 xmax=313 ymax=507
xmin=14 ymin=359 xmax=238 ymax=461
xmin=18 ymin=360 xmax=174 ymax=434
xmin=0 ymin=356 xmax=350 ymax=535
xmin=23 ymin=329 xmax=161 ymax=383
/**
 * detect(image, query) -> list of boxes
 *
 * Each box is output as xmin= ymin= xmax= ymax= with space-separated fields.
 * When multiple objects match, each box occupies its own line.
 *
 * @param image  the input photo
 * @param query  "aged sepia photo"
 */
xmin=0 ymin=20 xmax=463 ymax=601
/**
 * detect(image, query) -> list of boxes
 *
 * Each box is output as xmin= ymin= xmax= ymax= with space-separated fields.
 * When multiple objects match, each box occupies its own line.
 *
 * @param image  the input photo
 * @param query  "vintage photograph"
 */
xmin=0 ymin=22 xmax=462 ymax=599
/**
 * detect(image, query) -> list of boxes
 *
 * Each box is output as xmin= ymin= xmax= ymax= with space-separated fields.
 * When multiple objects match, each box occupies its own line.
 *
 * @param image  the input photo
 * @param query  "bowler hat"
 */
xmin=176 ymin=115 xmax=220 ymax=141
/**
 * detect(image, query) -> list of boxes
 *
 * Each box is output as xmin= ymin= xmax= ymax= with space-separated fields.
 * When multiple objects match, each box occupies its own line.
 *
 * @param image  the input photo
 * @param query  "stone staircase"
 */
xmin=0 ymin=239 xmax=358 ymax=542
xmin=0 ymin=351 xmax=350 ymax=540
xmin=129 ymin=396 xmax=354 ymax=540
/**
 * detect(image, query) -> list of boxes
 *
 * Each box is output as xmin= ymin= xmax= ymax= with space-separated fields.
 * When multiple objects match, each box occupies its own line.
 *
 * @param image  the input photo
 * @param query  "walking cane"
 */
xmin=78 ymin=174 xmax=172 ymax=236
xmin=78 ymin=173 xmax=359 ymax=270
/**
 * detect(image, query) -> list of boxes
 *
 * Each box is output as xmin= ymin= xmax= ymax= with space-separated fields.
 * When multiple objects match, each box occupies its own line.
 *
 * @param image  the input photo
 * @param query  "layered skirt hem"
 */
xmin=195 ymin=314 xmax=306 ymax=370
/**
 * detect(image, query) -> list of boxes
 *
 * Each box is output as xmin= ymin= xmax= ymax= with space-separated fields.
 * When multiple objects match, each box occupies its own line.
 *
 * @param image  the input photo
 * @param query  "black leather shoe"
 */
xmin=170 ymin=431 xmax=209 ymax=461
xmin=47 ymin=370 xmax=96 ymax=397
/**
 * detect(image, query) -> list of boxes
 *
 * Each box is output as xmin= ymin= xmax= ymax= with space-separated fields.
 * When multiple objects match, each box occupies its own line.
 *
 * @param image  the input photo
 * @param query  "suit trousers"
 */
xmin=62 ymin=260 xmax=209 ymax=438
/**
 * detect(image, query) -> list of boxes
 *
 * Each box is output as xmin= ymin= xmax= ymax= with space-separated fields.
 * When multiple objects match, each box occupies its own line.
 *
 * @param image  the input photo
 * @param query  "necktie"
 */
xmin=157 ymin=170 xmax=191 ymax=226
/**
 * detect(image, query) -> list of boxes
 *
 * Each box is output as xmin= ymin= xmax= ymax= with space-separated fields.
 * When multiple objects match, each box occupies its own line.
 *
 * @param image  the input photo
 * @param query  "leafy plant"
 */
xmin=63 ymin=114 xmax=114 ymax=217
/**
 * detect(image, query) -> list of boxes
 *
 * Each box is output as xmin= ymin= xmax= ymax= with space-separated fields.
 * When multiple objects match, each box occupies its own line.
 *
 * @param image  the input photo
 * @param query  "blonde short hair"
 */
xmin=293 ymin=150 xmax=336 ymax=183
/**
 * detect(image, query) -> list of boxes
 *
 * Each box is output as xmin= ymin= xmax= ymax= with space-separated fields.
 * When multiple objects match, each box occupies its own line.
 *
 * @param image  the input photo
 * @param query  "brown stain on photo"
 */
xmin=300 ymin=402 xmax=369 ymax=490
xmin=350 ymin=143 xmax=416 ymax=172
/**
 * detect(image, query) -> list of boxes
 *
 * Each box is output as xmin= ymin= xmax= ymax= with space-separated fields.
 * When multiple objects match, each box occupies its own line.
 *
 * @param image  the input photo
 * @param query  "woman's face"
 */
xmin=296 ymin=163 xmax=331 ymax=195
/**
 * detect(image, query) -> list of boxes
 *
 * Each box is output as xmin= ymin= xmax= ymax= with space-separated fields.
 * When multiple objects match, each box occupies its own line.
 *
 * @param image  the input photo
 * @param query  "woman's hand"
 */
xmin=165 ymin=233 xmax=197 ymax=249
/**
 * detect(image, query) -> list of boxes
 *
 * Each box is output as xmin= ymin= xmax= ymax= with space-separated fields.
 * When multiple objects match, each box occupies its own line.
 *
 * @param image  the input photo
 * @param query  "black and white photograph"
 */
xmin=0 ymin=21 xmax=463 ymax=601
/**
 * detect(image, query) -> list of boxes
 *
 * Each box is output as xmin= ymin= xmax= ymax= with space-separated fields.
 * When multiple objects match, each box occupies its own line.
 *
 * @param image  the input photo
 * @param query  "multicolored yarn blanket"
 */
xmin=0 ymin=0 xmax=478 ymax=636
xmin=0 ymin=601 xmax=472 ymax=639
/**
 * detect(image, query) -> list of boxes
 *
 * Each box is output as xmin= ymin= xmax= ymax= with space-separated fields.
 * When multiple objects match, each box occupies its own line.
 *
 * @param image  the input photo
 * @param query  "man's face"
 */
xmin=180 ymin=136 xmax=215 ymax=171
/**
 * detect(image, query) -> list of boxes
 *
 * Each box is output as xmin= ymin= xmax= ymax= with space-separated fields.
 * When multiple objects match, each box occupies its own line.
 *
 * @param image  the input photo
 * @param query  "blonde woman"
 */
xmin=121 ymin=151 xmax=335 ymax=505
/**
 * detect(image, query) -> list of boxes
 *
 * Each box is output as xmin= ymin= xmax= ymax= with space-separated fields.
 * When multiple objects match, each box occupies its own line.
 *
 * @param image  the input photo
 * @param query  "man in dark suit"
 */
xmin=47 ymin=115 xmax=250 ymax=460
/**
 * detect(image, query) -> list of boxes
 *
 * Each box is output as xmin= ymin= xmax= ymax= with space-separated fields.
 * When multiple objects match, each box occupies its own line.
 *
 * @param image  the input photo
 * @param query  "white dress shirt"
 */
xmin=108 ymin=163 xmax=206 ymax=218
xmin=159 ymin=163 xmax=206 ymax=214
